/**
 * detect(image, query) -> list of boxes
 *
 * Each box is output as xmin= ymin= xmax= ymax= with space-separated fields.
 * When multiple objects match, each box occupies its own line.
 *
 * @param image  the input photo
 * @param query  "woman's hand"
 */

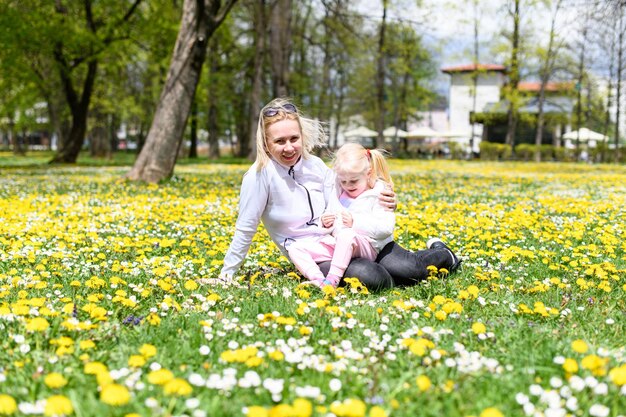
xmin=321 ymin=213 xmax=335 ymax=228
xmin=378 ymin=183 xmax=397 ymax=211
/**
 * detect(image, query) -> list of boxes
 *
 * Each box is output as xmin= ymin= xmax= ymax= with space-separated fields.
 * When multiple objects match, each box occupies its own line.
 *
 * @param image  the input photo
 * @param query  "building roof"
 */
xmin=441 ymin=63 xmax=506 ymax=73
xmin=518 ymin=81 xmax=574 ymax=92
xmin=481 ymin=96 xmax=574 ymax=114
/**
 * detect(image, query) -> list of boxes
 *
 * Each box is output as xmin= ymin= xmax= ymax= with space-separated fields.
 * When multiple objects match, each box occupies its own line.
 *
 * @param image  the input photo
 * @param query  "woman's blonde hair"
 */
xmin=254 ymin=98 xmax=327 ymax=170
xmin=333 ymin=142 xmax=392 ymax=186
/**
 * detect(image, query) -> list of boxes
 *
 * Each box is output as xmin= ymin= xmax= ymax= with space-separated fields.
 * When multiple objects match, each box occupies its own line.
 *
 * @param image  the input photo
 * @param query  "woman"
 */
xmin=219 ymin=98 xmax=460 ymax=290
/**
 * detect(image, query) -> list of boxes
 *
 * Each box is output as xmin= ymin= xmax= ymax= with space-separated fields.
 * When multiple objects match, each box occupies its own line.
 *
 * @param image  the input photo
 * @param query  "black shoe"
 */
xmin=426 ymin=238 xmax=462 ymax=273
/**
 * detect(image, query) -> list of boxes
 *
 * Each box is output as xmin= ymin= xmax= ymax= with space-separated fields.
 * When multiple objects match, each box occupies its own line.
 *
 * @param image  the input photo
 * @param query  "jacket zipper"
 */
xmin=289 ymin=165 xmax=317 ymax=226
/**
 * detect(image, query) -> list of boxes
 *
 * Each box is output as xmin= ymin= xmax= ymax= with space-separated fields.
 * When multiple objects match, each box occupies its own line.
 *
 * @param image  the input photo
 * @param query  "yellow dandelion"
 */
xmin=432 ymin=295 xmax=446 ymax=305
xmin=84 ymin=361 xmax=108 ymax=375
xmin=163 ymin=378 xmax=193 ymax=396
xmin=0 ymin=394 xmax=17 ymax=415
xmin=435 ymin=310 xmax=447 ymax=321
xmin=245 ymin=356 xmax=263 ymax=367
xmin=479 ymin=407 xmax=504 ymax=417
xmin=571 ymin=339 xmax=588 ymax=353
xmin=330 ymin=398 xmax=367 ymax=417
xmin=562 ymin=358 xmax=578 ymax=374
xmin=269 ymin=404 xmax=294 ymax=417
xmin=471 ymin=322 xmax=487 ymax=335
xmin=299 ymin=326 xmax=312 ymax=336
xmin=146 ymin=313 xmax=161 ymax=326
xmin=246 ymin=406 xmax=269 ymax=417
xmin=79 ymin=340 xmax=96 ymax=350
xmin=369 ymin=406 xmax=388 ymax=417
xmin=416 ymin=375 xmax=432 ymax=392
xmin=139 ymin=344 xmax=157 ymax=358
xmin=128 ymin=355 xmax=146 ymax=368
xmin=44 ymin=373 xmax=68 ymax=389
xmin=184 ymin=280 xmax=198 ymax=291
xmin=100 ymin=383 xmax=131 ymax=406
xmin=96 ymin=371 xmax=114 ymax=387
xmin=44 ymin=395 xmax=73 ymax=417
xmin=147 ymin=368 xmax=174 ymax=385
xmin=26 ymin=317 xmax=50 ymax=332
xmin=268 ymin=350 xmax=285 ymax=361
xmin=292 ymin=398 xmax=313 ymax=417
xmin=609 ymin=364 xmax=626 ymax=386
xmin=467 ymin=285 xmax=479 ymax=297
xmin=581 ymin=354 xmax=608 ymax=376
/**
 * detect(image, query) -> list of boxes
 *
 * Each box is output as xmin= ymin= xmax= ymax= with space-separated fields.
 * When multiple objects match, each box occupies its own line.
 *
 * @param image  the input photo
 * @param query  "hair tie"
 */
xmin=366 ymin=149 xmax=371 ymax=159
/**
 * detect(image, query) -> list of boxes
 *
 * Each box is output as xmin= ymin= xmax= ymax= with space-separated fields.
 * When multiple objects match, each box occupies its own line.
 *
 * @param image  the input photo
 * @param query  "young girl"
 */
xmin=286 ymin=143 xmax=395 ymax=287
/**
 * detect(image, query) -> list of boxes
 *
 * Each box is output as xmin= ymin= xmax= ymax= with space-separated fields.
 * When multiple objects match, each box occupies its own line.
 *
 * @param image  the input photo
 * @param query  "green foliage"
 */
xmin=514 ymin=144 xmax=554 ymax=161
xmin=479 ymin=142 xmax=512 ymax=160
xmin=345 ymin=19 xmax=437 ymax=131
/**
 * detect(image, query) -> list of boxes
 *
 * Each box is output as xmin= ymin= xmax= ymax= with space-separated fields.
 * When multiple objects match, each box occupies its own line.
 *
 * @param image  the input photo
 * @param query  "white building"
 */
xmin=442 ymin=63 xmax=575 ymax=154
xmin=441 ymin=64 xmax=507 ymax=153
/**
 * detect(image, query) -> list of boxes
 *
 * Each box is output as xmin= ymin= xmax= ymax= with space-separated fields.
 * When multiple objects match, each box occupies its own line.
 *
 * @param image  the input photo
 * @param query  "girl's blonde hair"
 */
xmin=333 ymin=142 xmax=392 ymax=187
xmin=254 ymin=98 xmax=327 ymax=170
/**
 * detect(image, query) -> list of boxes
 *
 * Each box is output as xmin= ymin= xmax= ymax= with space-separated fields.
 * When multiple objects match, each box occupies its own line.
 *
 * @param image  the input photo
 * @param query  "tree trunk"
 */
xmin=50 ymin=59 xmax=98 ymax=163
xmin=615 ymin=5 xmax=624 ymax=163
xmin=574 ymin=13 xmax=589 ymax=157
xmin=269 ymin=0 xmax=291 ymax=98
xmin=534 ymin=0 xmax=561 ymax=163
xmin=394 ymin=69 xmax=410 ymax=155
xmin=189 ymin=99 xmax=198 ymax=158
xmin=246 ymin=0 xmax=266 ymax=160
xmin=603 ymin=17 xmax=616 ymax=140
xmin=109 ymin=113 xmax=120 ymax=152
xmin=44 ymin=91 xmax=69 ymax=152
xmin=374 ymin=0 xmax=388 ymax=149
xmin=49 ymin=0 xmax=142 ymax=164
xmin=207 ymin=37 xmax=220 ymax=160
xmin=90 ymin=108 xmax=111 ymax=158
xmin=333 ymin=67 xmax=346 ymax=149
xmin=317 ymin=7 xmax=332 ymax=124
xmin=127 ymin=0 xmax=237 ymax=182
xmin=504 ymin=0 xmax=520 ymax=156
xmin=470 ymin=0 xmax=480 ymax=156
xmin=8 ymin=117 xmax=25 ymax=156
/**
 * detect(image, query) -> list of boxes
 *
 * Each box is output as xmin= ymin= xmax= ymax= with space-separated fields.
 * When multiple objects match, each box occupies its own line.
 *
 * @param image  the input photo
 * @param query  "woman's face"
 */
xmin=266 ymin=119 xmax=303 ymax=167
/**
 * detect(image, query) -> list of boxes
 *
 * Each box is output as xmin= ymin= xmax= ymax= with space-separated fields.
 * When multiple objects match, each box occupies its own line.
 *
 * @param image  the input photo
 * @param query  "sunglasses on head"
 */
xmin=263 ymin=103 xmax=297 ymax=117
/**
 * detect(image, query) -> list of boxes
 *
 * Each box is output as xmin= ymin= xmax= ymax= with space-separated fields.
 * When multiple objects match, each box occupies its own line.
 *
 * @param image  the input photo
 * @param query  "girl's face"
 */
xmin=337 ymin=169 xmax=371 ymax=198
xmin=266 ymin=119 xmax=303 ymax=167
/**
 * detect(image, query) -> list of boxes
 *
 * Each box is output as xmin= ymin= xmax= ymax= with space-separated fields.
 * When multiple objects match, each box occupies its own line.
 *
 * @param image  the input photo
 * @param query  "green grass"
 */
xmin=0 ymin=150 xmax=251 ymax=168
xmin=0 ymin=159 xmax=624 ymax=417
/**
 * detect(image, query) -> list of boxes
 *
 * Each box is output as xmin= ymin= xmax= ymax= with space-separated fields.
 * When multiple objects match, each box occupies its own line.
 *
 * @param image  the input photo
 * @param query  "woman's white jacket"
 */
xmin=220 ymin=156 xmax=335 ymax=278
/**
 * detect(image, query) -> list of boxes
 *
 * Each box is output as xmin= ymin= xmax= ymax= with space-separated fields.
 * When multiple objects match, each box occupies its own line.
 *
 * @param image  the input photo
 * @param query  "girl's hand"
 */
xmin=341 ymin=211 xmax=353 ymax=228
xmin=321 ymin=213 xmax=335 ymax=228
xmin=379 ymin=183 xmax=397 ymax=211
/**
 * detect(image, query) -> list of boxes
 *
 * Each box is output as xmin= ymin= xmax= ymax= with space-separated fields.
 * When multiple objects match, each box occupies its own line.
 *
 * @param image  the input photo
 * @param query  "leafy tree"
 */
xmin=49 ymin=1 xmax=143 ymax=163
xmin=385 ymin=22 xmax=436 ymax=154
xmin=374 ymin=0 xmax=388 ymax=148
xmin=127 ymin=0 xmax=238 ymax=183
xmin=504 ymin=0 xmax=521 ymax=153
xmin=533 ymin=0 xmax=565 ymax=162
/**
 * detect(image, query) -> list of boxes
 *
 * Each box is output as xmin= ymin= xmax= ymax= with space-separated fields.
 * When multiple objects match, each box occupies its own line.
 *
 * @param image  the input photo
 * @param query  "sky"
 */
xmin=355 ymin=0 xmax=585 ymax=93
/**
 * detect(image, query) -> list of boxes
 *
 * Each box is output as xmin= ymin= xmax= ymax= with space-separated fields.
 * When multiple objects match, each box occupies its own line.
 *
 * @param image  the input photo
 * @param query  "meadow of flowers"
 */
xmin=0 ymin=159 xmax=624 ymax=417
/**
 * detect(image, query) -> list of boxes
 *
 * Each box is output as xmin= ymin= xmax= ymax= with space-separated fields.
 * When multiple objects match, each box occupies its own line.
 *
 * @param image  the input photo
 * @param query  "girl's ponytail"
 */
xmin=368 ymin=149 xmax=392 ymax=186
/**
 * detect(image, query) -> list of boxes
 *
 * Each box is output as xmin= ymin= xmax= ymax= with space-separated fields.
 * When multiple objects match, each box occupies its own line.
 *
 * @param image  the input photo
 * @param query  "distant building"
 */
xmin=441 ymin=63 xmax=575 ymax=154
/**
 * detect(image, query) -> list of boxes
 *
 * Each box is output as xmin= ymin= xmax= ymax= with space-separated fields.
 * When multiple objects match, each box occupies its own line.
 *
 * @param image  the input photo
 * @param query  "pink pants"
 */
xmin=287 ymin=228 xmax=378 ymax=281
